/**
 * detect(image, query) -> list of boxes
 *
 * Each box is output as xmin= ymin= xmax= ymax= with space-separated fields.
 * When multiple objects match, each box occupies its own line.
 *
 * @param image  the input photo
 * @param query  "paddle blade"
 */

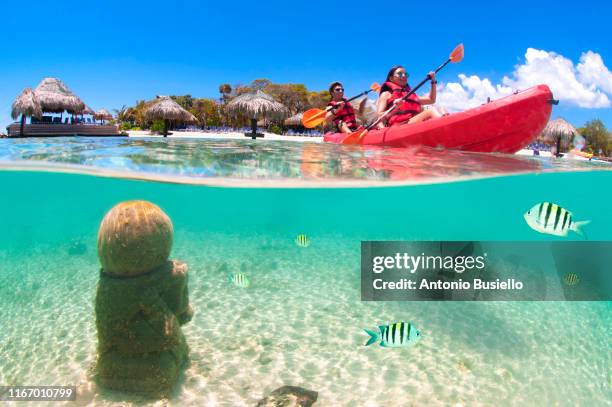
xmin=371 ymin=82 xmax=381 ymax=92
xmin=302 ymin=108 xmax=327 ymax=128
xmin=450 ymin=43 xmax=464 ymax=63
xmin=341 ymin=128 xmax=368 ymax=145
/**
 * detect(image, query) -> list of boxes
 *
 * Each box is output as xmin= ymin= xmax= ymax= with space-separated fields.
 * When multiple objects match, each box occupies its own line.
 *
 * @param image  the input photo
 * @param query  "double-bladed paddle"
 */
xmin=342 ymin=44 xmax=465 ymax=145
xmin=302 ymin=83 xmax=381 ymax=128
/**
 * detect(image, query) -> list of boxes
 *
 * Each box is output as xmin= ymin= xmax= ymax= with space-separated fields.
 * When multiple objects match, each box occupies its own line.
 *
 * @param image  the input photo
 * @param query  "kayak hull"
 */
xmin=323 ymin=84 xmax=554 ymax=154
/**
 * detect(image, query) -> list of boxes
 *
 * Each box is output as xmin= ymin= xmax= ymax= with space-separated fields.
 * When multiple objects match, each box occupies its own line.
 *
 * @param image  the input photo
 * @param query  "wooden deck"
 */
xmin=6 ymin=123 xmax=121 ymax=138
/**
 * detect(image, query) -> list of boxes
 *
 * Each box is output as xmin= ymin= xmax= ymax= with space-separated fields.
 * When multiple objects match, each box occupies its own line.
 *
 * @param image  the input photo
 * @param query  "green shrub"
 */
xmin=151 ymin=120 xmax=165 ymax=132
xmin=268 ymin=124 xmax=282 ymax=135
xmin=120 ymin=122 xmax=132 ymax=130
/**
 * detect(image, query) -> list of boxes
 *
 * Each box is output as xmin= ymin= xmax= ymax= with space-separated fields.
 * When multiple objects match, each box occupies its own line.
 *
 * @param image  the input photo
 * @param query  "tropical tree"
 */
xmin=264 ymin=83 xmax=309 ymax=114
xmin=113 ymin=105 xmax=128 ymax=122
xmin=308 ymin=90 xmax=331 ymax=109
xmin=171 ymin=95 xmax=194 ymax=111
xmin=233 ymin=84 xmax=253 ymax=96
xmin=251 ymin=78 xmax=272 ymax=91
xmin=579 ymin=119 xmax=612 ymax=156
xmin=192 ymin=98 xmax=222 ymax=126
xmin=218 ymin=84 xmax=232 ymax=104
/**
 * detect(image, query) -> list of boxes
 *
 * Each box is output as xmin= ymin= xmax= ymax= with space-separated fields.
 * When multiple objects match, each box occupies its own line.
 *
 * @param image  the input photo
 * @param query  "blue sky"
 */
xmin=1 ymin=0 xmax=610 ymax=130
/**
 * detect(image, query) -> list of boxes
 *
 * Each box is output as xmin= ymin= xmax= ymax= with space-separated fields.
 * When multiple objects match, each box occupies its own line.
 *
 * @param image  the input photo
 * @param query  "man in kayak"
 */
xmin=325 ymin=82 xmax=366 ymax=133
xmin=376 ymin=65 xmax=446 ymax=128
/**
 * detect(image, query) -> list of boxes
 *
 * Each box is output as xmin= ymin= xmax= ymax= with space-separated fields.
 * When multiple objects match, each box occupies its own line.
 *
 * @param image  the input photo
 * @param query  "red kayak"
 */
xmin=324 ymin=84 xmax=554 ymax=153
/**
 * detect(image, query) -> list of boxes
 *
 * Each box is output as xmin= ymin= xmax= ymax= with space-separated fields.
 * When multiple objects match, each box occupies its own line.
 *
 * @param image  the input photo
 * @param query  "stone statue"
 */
xmin=94 ymin=200 xmax=193 ymax=397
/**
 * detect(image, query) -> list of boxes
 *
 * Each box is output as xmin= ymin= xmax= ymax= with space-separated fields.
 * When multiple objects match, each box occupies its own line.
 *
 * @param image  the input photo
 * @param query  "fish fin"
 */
xmin=572 ymin=220 xmax=591 ymax=238
xmin=364 ymin=329 xmax=378 ymax=346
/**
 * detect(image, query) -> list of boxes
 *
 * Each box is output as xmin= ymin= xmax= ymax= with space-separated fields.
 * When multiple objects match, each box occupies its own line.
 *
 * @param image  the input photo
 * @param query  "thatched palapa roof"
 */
xmin=11 ymin=88 xmax=42 ymax=120
xmin=225 ymin=90 xmax=288 ymax=119
xmin=94 ymin=108 xmax=113 ymax=120
xmin=144 ymin=96 xmax=197 ymax=123
xmin=540 ymin=117 xmax=578 ymax=148
xmin=541 ymin=118 xmax=578 ymax=139
xmin=34 ymin=77 xmax=85 ymax=114
xmin=284 ymin=112 xmax=303 ymax=126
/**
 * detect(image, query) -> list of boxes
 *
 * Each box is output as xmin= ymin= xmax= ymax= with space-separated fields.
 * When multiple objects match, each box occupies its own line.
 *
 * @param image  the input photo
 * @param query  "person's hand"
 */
xmin=428 ymin=71 xmax=436 ymax=82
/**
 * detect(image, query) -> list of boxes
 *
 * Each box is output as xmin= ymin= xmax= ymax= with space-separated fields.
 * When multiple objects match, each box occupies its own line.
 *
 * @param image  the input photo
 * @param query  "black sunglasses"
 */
xmin=334 ymin=88 xmax=344 ymax=92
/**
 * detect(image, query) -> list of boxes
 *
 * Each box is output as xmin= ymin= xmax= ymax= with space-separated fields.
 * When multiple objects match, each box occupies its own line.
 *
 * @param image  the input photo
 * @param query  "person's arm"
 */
xmin=377 ymin=92 xmax=391 ymax=115
xmin=418 ymin=71 xmax=437 ymax=105
xmin=325 ymin=101 xmax=344 ymax=122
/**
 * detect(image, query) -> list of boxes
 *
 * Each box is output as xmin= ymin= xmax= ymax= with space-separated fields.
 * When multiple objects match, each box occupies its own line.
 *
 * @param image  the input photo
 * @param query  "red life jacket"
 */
xmin=382 ymin=81 xmax=422 ymax=125
xmin=327 ymin=98 xmax=358 ymax=131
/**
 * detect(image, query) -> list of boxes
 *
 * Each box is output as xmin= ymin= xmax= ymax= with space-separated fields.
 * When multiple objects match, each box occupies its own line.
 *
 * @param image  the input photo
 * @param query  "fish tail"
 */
xmin=364 ymin=329 xmax=378 ymax=346
xmin=228 ymin=274 xmax=234 ymax=284
xmin=572 ymin=220 xmax=591 ymax=238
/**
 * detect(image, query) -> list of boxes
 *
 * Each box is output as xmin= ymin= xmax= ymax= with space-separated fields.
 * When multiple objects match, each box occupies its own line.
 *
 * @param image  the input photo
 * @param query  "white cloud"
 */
xmin=436 ymin=48 xmax=611 ymax=112
xmin=436 ymin=74 xmax=513 ymax=111
xmin=577 ymin=50 xmax=612 ymax=94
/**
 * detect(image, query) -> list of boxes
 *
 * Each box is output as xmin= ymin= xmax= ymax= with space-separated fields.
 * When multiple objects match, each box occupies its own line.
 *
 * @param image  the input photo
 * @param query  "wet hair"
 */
xmin=329 ymin=82 xmax=343 ymax=95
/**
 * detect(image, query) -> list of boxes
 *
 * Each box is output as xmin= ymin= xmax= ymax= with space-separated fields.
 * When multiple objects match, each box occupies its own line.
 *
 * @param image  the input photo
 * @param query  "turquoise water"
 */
xmin=0 ymin=137 xmax=610 ymax=406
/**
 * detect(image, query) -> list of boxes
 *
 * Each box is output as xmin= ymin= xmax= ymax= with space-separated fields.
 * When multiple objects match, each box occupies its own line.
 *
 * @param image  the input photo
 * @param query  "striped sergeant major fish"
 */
xmin=364 ymin=321 xmax=421 ymax=348
xmin=228 ymin=272 xmax=250 ymax=288
xmin=295 ymin=234 xmax=310 ymax=247
xmin=524 ymin=202 xmax=590 ymax=237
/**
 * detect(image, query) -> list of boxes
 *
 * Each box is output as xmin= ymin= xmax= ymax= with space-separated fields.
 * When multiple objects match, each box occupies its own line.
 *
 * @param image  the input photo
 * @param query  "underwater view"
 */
xmin=0 ymin=137 xmax=610 ymax=406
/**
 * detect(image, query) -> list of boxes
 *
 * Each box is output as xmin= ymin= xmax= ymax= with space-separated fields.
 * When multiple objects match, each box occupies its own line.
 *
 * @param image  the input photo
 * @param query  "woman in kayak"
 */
xmin=325 ymin=82 xmax=366 ymax=133
xmin=376 ymin=65 xmax=445 ymax=128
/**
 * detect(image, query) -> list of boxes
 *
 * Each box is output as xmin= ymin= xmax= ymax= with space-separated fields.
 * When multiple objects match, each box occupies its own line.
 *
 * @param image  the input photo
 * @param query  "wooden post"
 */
xmin=20 ymin=114 xmax=26 ymax=137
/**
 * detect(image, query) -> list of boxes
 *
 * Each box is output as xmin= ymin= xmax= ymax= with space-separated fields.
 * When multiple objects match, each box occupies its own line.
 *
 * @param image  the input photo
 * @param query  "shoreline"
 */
xmin=127 ymin=130 xmax=571 ymax=159
xmin=127 ymin=129 xmax=323 ymax=143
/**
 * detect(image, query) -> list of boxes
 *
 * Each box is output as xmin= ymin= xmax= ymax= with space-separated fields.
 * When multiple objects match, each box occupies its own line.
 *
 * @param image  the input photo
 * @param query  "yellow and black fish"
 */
xmin=295 ymin=234 xmax=310 ymax=247
xmin=563 ymin=273 xmax=580 ymax=286
xmin=524 ymin=202 xmax=590 ymax=237
xmin=228 ymin=272 xmax=250 ymax=288
xmin=364 ymin=321 xmax=421 ymax=348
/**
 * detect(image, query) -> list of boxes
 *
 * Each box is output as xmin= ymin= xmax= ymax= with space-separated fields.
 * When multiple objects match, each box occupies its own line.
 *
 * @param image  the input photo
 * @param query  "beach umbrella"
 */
xmin=94 ymin=108 xmax=113 ymax=123
xmin=540 ymin=118 xmax=578 ymax=156
xmin=33 ymin=77 xmax=85 ymax=114
xmin=144 ymin=96 xmax=197 ymax=137
xmin=284 ymin=112 xmax=304 ymax=126
xmin=11 ymin=88 xmax=42 ymax=137
xmin=225 ymin=90 xmax=289 ymax=139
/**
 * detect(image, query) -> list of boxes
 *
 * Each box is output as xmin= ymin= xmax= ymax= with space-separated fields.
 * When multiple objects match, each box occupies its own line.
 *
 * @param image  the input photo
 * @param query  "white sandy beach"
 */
xmin=127 ymin=130 xmax=324 ymax=143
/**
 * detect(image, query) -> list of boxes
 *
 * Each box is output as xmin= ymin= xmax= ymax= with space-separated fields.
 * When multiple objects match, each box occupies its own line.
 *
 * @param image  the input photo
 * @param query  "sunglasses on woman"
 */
xmin=394 ymin=72 xmax=408 ymax=78
xmin=334 ymin=88 xmax=344 ymax=92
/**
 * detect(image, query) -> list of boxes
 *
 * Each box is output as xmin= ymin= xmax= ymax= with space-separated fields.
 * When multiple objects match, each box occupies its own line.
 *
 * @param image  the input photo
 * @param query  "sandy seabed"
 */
xmin=0 ymin=230 xmax=609 ymax=407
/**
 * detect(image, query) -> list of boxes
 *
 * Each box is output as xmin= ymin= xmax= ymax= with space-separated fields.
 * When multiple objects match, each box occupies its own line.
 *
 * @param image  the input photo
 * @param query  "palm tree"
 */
xmin=218 ymin=84 xmax=232 ymax=104
xmin=218 ymin=84 xmax=232 ymax=126
xmin=113 ymin=105 xmax=128 ymax=122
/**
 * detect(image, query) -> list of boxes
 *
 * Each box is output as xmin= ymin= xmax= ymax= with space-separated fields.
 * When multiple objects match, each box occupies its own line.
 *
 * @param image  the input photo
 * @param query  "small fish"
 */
xmin=563 ymin=273 xmax=580 ymax=286
xmin=228 ymin=272 xmax=250 ymax=288
xmin=523 ymin=202 xmax=590 ymax=237
xmin=295 ymin=234 xmax=310 ymax=247
xmin=364 ymin=321 xmax=421 ymax=348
